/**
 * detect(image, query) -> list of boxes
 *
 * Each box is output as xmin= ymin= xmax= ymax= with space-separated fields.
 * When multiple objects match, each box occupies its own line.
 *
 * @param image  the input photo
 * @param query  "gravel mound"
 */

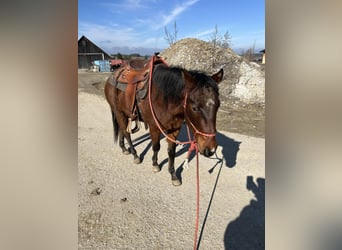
xmin=160 ymin=38 xmax=265 ymax=103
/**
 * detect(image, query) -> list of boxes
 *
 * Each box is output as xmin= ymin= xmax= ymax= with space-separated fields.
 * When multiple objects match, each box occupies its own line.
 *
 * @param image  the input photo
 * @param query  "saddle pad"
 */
xmin=136 ymin=78 xmax=149 ymax=100
xmin=107 ymin=74 xmax=116 ymax=86
xmin=108 ymin=70 xmax=149 ymax=99
xmin=107 ymin=74 xmax=128 ymax=92
xmin=116 ymin=82 xmax=127 ymax=92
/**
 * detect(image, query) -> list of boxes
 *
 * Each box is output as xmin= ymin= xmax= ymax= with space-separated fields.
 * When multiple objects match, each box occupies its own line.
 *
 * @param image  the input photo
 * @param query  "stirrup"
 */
xmin=126 ymin=117 xmax=140 ymax=134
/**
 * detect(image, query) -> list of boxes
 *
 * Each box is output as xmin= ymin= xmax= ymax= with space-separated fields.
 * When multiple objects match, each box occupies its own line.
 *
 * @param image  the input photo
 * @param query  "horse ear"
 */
xmin=182 ymin=70 xmax=196 ymax=90
xmin=211 ymin=68 xmax=223 ymax=84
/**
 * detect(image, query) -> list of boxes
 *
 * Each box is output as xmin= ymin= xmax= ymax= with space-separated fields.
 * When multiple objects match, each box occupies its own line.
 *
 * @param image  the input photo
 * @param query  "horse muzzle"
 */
xmin=202 ymin=146 xmax=217 ymax=157
xmin=196 ymin=135 xmax=217 ymax=157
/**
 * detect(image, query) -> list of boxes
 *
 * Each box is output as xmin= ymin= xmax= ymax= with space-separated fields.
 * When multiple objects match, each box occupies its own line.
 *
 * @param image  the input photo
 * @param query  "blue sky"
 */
xmin=78 ymin=0 xmax=264 ymax=55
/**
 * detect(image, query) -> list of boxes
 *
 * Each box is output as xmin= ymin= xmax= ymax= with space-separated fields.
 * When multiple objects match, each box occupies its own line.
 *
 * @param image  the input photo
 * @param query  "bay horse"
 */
xmin=104 ymin=56 xmax=223 ymax=186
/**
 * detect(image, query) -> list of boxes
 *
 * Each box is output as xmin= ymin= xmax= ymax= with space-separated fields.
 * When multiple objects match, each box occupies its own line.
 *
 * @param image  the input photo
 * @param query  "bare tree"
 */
xmin=242 ymin=41 xmax=256 ymax=62
xmin=221 ymin=31 xmax=232 ymax=49
xmin=209 ymin=25 xmax=232 ymax=67
xmin=164 ymin=21 xmax=178 ymax=46
xmin=209 ymin=25 xmax=231 ymax=49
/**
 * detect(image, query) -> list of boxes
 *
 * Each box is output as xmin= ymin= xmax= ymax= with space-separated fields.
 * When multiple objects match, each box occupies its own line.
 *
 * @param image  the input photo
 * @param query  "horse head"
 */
xmin=183 ymin=68 xmax=223 ymax=157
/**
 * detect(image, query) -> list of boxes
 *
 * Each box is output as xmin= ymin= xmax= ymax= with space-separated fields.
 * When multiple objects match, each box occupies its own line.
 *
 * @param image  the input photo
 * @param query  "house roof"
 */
xmin=78 ymin=35 xmax=112 ymax=58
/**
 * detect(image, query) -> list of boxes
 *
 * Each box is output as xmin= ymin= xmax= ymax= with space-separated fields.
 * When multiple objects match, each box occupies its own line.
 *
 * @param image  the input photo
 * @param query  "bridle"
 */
xmin=182 ymin=92 xmax=217 ymax=139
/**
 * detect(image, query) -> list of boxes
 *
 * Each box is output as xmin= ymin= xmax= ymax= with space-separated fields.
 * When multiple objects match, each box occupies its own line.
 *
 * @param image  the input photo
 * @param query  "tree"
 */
xmin=164 ymin=21 xmax=178 ymax=46
xmin=242 ymin=41 xmax=256 ymax=62
xmin=209 ymin=25 xmax=231 ymax=49
xmin=116 ymin=53 xmax=123 ymax=59
xmin=221 ymin=31 xmax=232 ymax=49
xmin=208 ymin=25 xmax=232 ymax=67
xmin=129 ymin=53 xmax=141 ymax=58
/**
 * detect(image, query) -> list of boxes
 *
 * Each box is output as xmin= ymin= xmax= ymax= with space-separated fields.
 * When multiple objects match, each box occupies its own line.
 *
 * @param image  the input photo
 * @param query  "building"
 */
xmin=78 ymin=35 xmax=112 ymax=69
xmin=260 ymin=49 xmax=265 ymax=64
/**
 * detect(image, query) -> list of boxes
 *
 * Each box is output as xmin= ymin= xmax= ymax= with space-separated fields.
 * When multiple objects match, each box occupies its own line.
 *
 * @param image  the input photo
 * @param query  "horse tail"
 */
xmin=105 ymin=78 xmax=119 ymax=145
xmin=111 ymin=110 xmax=119 ymax=144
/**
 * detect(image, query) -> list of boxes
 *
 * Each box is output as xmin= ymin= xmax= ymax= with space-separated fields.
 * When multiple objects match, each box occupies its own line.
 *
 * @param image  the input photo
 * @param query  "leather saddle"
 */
xmin=110 ymin=58 xmax=152 ymax=133
xmin=116 ymin=59 xmax=150 ymax=85
xmin=109 ymin=54 xmax=166 ymax=133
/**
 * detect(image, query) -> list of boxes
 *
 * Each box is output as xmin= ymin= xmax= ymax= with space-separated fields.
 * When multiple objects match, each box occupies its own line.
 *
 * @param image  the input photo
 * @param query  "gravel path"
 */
xmin=78 ymin=75 xmax=265 ymax=249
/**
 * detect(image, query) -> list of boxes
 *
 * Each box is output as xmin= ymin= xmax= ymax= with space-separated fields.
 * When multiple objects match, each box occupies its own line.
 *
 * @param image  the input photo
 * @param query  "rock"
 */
xmin=232 ymin=61 xmax=265 ymax=103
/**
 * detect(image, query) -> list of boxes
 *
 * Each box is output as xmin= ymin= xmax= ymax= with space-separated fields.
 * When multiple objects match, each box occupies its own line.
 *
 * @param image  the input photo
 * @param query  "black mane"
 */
xmin=152 ymin=64 xmax=218 ymax=103
xmin=152 ymin=64 xmax=185 ymax=103
xmin=187 ymin=69 xmax=219 ymax=92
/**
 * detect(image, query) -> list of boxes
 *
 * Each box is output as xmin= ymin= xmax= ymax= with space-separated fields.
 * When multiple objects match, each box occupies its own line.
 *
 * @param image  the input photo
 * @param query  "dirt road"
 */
xmin=78 ymin=72 xmax=265 ymax=249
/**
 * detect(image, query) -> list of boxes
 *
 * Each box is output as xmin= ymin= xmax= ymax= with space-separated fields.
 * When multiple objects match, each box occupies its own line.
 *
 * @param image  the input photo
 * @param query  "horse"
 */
xmin=104 ymin=57 xmax=223 ymax=186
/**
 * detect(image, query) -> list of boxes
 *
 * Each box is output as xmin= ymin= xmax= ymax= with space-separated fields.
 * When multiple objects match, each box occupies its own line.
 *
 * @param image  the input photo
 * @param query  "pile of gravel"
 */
xmin=160 ymin=38 xmax=264 ymax=103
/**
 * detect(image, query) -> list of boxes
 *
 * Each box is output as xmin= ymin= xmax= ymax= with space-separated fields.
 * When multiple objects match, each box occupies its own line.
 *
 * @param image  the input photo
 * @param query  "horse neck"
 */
xmin=146 ymin=86 xmax=185 ymax=130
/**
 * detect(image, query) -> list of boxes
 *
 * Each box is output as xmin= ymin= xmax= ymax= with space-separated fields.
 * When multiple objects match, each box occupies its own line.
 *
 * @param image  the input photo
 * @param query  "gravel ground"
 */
xmin=78 ymin=72 xmax=265 ymax=249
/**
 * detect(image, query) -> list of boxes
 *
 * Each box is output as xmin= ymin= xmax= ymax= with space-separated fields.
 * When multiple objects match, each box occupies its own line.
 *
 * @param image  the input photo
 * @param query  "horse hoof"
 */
xmin=134 ymin=157 xmax=141 ymax=164
xmin=172 ymin=179 xmax=182 ymax=186
xmin=123 ymin=150 xmax=130 ymax=155
xmin=152 ymin=165 xmax=161 ymax=173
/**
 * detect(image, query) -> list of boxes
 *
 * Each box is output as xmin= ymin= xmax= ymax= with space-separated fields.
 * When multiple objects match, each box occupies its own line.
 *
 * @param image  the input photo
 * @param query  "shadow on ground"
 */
xmin=120 ymin=122 xmax=264 ymax=250
xmin=224 ymin=176 xmax=265 ymax=249
xmin=132 ymin=124 xmax=242 ymax=184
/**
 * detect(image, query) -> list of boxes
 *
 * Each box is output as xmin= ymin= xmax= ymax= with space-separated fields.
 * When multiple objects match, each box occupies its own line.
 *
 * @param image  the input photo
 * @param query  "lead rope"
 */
xmin=194 ymin=143 xmax=200 ymax=250
xmin=148 ymin=55 xmax=214 ymax=250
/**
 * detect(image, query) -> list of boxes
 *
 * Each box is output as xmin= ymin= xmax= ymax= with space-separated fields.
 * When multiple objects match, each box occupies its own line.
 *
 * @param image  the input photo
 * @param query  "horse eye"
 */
xmin=192 ymin=105 xmax=200 ymax=112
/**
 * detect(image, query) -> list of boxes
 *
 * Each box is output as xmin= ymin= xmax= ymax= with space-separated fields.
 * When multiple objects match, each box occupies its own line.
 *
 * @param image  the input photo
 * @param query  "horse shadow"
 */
xmin=132 ymin=132 xmax=153 ymax=161
xmin=155 ymin=125 xmax=241 ymax=183
xmin=224 ymin=176 xmax=265 ymax=250
xmin=216 ymin=132 xmax=241 ymax=168
xmin=152 ymin=125 xmax=191 ymax=178
xmin=132 ymin=124 xmax=241 ymax=186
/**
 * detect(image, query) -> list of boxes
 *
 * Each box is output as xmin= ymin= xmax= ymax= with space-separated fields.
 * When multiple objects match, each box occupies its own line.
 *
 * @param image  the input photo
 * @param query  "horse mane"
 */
xmin=152 ymin=64 xmax=218 ymax=103
xmin=187 ymin=69 xmax=219 ymax=93
xmin=152 ymin=64 xmax=185 ymax=103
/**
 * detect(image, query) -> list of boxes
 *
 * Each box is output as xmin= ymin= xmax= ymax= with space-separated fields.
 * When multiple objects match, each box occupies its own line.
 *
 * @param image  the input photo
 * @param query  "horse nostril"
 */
xmin=203 ymin=147 xmax=215 ymax=157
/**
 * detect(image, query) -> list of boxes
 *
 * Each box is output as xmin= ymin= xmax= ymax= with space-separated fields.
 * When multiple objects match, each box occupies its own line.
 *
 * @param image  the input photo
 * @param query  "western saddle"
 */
xmin=112 ymin=53 xmax=165 ymax=133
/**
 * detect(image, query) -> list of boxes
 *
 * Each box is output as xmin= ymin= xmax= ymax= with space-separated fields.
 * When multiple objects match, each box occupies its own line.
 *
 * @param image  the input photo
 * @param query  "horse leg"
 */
xmin=115 ymin=110 xmax=141 ymax=164
xmin=105 ymin=83 xmax=140 ymax=164
xmin=123 ymin=130 xmax=141 ymax=164
xmin=167 ymin=141 xmax=182 ymax=186
xmin=150 ymin=130 xmax=161 ymax=172
xmin=118 ymin=130 xmax=130 ymax=155
xmin=111 ymin=110 xmax=130 ymax=155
